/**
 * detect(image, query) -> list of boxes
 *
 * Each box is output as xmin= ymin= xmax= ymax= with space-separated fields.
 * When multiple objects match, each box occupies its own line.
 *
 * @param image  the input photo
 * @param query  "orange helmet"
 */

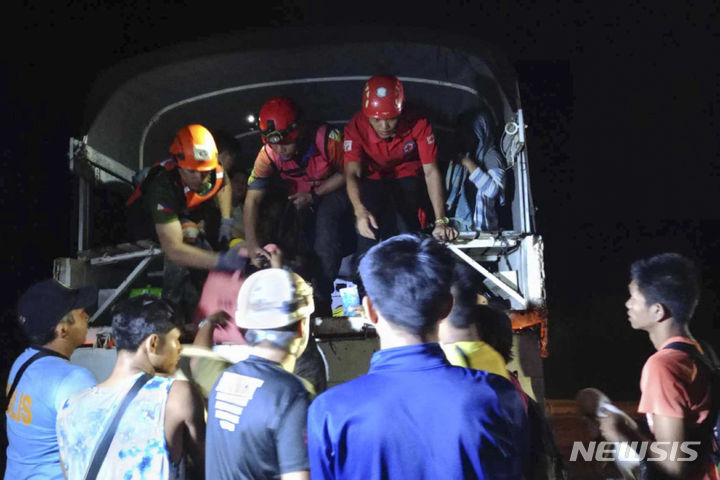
xmin=169 ymin=124 xmax=219 ymax=171
xmin=362 ymin=75 xmax=404 ymax=119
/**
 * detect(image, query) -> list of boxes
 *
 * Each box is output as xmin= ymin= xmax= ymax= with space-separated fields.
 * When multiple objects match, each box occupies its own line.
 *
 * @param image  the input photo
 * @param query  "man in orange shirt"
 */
xmin=599 ymin=253 xmax=719 ymax=480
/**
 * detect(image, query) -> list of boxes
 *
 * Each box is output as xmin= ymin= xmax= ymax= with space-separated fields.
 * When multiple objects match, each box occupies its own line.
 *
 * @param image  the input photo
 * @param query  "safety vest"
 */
xmin=264 ymin=124 xmax=335 ymax=195
xmin=126 ymin=159 xmax=225 ymax=210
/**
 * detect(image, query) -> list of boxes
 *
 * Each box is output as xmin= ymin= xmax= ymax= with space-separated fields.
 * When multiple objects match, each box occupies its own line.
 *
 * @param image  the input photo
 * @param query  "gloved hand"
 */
xmin=218 ymin=218 xmax=234 ymax=249
xmin=216 ymin=248 xmax=248 ymax=272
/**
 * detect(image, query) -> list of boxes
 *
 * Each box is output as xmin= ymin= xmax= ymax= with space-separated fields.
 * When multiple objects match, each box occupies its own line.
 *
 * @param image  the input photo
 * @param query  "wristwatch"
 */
xmin=434 ymin=217 xmax=450 ymax=227
xmin=197 ymin=318 xmax=213 ymax=330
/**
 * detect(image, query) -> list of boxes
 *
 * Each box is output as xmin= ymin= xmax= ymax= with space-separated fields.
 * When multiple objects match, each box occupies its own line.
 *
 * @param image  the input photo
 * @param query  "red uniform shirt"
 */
xmin=248 ymin=125 xmax=343 ymax=195
xmin=343 ymin=111 xmax=437 ymax=180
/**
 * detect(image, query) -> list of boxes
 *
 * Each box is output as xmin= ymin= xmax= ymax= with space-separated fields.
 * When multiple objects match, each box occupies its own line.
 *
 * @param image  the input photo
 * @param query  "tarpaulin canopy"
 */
xmin=79 ymin=27 xmax=521 ymax=174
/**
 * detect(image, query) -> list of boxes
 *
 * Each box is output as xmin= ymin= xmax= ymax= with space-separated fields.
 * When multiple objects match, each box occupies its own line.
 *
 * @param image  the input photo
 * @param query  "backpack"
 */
xmin=663 ymin=339 xmax=720 ymax=469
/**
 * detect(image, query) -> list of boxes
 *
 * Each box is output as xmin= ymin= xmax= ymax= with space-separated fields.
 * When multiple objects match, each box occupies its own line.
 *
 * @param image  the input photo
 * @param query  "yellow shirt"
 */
xmin=441 ymin=341 xmax=509 ymax=379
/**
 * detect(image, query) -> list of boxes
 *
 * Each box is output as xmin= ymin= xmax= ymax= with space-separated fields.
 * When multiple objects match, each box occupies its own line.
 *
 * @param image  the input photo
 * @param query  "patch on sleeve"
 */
xmin=426 ymin=134 xmax=435 ymax=145
xmin=344 ymin=140 xmax=352 ymax=152
xmin=328 ymin=128 xmax=342 ymax=142
xmin=156 ymin=204 xmax=173 ymax=213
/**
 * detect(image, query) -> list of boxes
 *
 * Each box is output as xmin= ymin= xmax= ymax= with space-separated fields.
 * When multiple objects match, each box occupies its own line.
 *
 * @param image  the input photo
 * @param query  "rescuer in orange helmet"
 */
xmin=127 ymin=124 xmax=250 ymax=319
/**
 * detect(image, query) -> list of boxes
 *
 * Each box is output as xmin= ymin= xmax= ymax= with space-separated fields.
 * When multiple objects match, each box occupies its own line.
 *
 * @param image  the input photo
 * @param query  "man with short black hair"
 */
xmin=4 ymin=279 xmax=97 ymax=480
xmin=439 ymin=262 xmax=511 ymax=378
xmin=307 ymin=234 xmax=527 ymax=479
xmin=206 ymin=268 xmax=313 ymax=480
xmin=598 ymin=253 xmax=719 ymax=480
xmin=57 ymin=296 xmax=205 ymax=479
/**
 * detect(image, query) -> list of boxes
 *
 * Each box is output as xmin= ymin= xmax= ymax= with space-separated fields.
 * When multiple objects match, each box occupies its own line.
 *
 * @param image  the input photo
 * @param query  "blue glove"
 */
xmin=218 ymin=218 xmax=234 ymax=248
xmin=216 ymin=248 xmax=248 ymax=272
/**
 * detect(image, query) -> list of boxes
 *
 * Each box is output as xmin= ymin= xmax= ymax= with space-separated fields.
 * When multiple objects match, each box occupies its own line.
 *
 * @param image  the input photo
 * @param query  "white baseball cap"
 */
xmin=235 ymin=268 xmax=314 ymax=329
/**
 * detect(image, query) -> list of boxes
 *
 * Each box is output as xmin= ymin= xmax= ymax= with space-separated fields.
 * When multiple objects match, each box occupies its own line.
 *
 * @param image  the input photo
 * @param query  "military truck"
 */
xmin=57 ymin=28 xmax=547 ymax=402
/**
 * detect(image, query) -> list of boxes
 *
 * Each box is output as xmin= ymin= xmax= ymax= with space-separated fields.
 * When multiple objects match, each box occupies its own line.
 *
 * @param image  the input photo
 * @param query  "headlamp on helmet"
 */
xmin=258 ymin=97 xmax=300 ymax=145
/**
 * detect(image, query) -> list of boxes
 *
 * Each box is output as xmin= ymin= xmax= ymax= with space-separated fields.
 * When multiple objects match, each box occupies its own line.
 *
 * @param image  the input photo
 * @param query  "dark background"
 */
xmin=1 ymin=1 xmax=718 ymax=401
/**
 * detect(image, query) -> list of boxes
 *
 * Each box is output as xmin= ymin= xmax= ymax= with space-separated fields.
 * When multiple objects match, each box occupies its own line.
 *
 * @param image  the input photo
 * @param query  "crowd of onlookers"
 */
xmin=5 ymin=234 xmax=718 ymax=479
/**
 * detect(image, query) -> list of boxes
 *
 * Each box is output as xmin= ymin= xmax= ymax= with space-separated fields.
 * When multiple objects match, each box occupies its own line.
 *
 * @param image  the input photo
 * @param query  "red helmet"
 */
xmin=169 ymin=124 xmax=219 ymax=171
xmin=258 ymin=97 xmax=300 ymax=144
xmin=362 ymin=75 xmax=404 ymax=119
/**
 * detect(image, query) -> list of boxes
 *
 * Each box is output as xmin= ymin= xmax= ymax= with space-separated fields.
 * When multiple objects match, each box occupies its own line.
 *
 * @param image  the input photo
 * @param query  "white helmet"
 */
xmin=235 ymin=268 xmax=314 ymax=329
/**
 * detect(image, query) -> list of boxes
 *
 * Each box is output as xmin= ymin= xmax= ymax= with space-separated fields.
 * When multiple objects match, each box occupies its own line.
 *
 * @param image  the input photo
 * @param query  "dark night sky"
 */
xmin=1 ymin=1 xmax=718 ymax=399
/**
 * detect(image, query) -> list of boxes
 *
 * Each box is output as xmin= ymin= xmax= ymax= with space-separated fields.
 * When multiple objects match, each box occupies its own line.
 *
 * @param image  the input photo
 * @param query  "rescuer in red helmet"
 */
xmin=344 ymin=75 xmax=458 ymax=253
xmin=243 ymin=97 xmax=354 ymax=315
xmin=127 ymin=124 xmax=249 ymax=318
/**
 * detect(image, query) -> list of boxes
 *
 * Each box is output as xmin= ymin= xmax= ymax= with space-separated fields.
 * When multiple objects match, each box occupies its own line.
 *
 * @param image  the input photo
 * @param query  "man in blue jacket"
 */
xmin=307 ymin=234 xmax=528 ymax=479
xmin=5 ymin=279 xmax=97 ymax=480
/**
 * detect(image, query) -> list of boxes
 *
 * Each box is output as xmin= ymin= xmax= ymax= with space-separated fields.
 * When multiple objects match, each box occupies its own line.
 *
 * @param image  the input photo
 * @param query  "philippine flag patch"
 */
xmin=157 ymin=204 xmax=173 ymax=213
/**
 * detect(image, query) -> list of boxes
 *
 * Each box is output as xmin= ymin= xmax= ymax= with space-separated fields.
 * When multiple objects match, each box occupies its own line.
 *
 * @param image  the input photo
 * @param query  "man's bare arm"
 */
xmin=345 ymin=161 xmax=377 ymax=239
xmin=165 ymin=380 xmax=206 ymax=476
xmin=215 ymin=179 xmax=233 ymax=219
xmin=422 ymin=162 xmax=458 ymax=242
xmin=315 ymin=172 xmax=345 ymax=196
xmin=242 ymin=189 xmax=265 ymax=249
xmin=156 ymin=220 xmax=219 ymax=269
xmin=345 ymin=161 xmax=364 ymax=214
xmin=599 ymin=409 xmax=694 ymax=479
xmin=650 ymin=414 xmax=694 ymax=478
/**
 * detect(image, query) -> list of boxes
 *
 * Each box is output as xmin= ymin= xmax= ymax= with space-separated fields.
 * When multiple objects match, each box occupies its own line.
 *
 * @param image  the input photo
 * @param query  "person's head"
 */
xmin=448 ymin=262 xmax=484 ymax=325
xmin=17 ymin=279 xmax=97 ymax=347
xmin=111 ymin=295 xmax=183 ymax=374
xmin=362 ymin=75 xmax=404 ymax=139
xmin=259 ymin=97 xmax=301 ymax=159
xmin=455 ymin=107 xmax=497 ymax=160
xmin=438 ymin=304 xmax=513 ymax=363
xmin=474 ymin=305 xmax=513 ymax=363
xmin=439 ymin=262 xmax=481 ymax=341
xmin=170 ymin=124 xmax=219 ymax=191
xmin=235 ymin=268 xmax=313 ymax=356
xmin=359 ymin=234 xmax=454 ymax=337
xmin=627 ymin=252 xmax=700 ymax=330
xmin=230 ymin=170 xmax=249 ymax=204
xmin=212 ymin=130 xmax=242 ymax=173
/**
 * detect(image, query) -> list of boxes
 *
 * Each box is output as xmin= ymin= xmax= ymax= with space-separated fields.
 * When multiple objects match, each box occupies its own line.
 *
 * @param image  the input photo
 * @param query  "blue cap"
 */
xmin=17 ymin=279 xmax=97 ymax=342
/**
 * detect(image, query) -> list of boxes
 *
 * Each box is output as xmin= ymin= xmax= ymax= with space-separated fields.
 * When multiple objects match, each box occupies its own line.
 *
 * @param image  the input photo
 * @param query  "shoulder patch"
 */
xmin=344 ymin=140 xmax=352 ymax=152
xmin=426 ymin=134 xmax=435 ymax=145
xmin=328 ymin=128 xmax=342 ymax=142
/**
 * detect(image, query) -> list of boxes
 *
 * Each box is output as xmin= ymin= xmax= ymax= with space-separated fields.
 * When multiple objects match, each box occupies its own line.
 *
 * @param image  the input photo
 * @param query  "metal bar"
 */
xmin=516 ymin=109 xmax=533 ymax=233
xmin=448 ymin=244 xmax=527 ymax=307
xmin=72 ymin=139 xmax=136 ymax=184
xmin=90 ymin=248 xmax=163 ymax=266
xmin=77 ymin=178 xmax=89 ymax=254
xmin=89 ymin=256 xmax=154 ymax=323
